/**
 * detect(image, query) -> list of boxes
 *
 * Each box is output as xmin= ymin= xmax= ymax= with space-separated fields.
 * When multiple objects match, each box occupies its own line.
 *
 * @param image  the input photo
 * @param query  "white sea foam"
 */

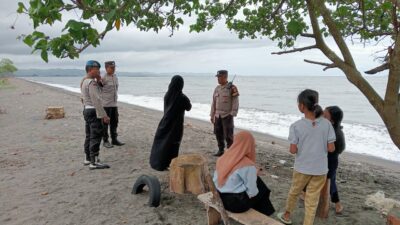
xmin=30 ymin=80 xmax=400 ymax=163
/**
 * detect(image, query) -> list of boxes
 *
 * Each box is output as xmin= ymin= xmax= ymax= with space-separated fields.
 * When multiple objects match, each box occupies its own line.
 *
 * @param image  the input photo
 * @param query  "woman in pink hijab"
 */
xmin=213 ymin=131 xmax=275 ymax=216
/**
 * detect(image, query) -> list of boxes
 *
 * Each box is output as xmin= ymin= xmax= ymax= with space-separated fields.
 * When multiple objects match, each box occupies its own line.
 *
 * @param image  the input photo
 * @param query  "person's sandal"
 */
xmin=277 ymin=212 xmax=292 ymax=225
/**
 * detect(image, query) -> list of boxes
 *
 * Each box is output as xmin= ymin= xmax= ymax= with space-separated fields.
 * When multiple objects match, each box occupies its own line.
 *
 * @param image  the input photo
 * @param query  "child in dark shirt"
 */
xmin=324 ymin=106 xmax=346 ymax=214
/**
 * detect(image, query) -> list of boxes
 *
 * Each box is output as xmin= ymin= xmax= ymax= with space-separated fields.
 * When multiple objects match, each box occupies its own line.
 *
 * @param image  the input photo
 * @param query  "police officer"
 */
xmin=101 ymin=61 xmax=125 ymax=148
xmin=81 ymin=60 xmax=110 ymax=170
xmin=210 ymin=70 xmax=239 ymax=156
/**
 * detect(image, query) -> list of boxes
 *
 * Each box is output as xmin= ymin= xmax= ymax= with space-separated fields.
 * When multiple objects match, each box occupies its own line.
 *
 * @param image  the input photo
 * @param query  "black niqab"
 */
xmin=150 ymin=75 xmax=192 ymax=171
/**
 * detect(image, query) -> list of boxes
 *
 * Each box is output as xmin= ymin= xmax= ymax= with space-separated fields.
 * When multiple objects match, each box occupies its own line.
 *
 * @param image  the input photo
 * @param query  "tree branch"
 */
xmin=364 ymin=63 xmax=389 ymax=74
xmin=271 ymin=45 xmax=317 ymax=55
xmin=314 ymin=0 xmax=356 ymax=67
xmin=304 ymin=59 xmax=337 ymax=71
xmin=269 ymin=0 xmax=286 ymax=19
xmin=306 ymin=0 xmax=384 ymax=113
xmin=300 ymin=33 xmax=315 ymax=38
xmin=306 ymin=0 xmax=346 ymax=68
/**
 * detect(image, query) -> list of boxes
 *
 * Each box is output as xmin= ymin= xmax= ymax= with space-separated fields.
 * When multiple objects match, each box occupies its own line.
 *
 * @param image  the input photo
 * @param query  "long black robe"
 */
xmin=150 ymin=75 xmax=192 ymax=171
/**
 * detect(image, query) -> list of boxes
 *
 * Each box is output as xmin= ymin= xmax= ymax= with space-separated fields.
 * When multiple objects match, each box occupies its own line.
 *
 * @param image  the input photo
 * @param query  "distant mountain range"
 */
xmin=14 ymin=69 xmax=211 ymax=77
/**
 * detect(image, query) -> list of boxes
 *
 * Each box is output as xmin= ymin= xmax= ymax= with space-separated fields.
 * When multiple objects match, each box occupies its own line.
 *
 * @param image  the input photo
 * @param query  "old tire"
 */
xmin=131 ymin=174 xmax=161 ymax=207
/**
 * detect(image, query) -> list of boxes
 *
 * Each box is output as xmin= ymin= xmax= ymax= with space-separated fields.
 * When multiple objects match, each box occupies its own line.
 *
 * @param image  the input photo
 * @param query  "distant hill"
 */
xmin=15 ymin=69 xmax=211 ymax=77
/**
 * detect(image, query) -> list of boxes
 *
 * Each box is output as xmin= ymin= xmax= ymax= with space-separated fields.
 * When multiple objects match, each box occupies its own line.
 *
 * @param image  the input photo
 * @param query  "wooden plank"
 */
xmin=316 ymin=179 xmax=330 ymax=218
xmin=207 ymin=206 xmax=221 ymax=225
xmin=198 ymin=192 xmax=284 ymax=225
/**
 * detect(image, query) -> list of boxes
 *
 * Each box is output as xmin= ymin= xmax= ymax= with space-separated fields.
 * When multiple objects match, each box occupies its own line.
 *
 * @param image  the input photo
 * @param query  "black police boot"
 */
xmin=103 ymin=140 xmax=114 ymax=148
xmin=112 ymin=139 xmax=125 ymax=146
xmin=213 ymin=149 xmax=224 ymax=157
xmin=89 ymin=156 xmax=110 ymax=170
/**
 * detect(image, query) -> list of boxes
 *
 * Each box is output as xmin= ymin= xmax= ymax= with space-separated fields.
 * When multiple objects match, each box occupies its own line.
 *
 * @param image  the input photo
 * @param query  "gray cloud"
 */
xmin=0 ymin=0 xmax=391 ymax=76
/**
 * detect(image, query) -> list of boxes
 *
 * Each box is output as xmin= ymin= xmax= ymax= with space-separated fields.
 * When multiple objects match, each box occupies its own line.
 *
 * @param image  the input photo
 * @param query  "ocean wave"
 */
xmin=30 ymin=80 xmax=400 ymax=163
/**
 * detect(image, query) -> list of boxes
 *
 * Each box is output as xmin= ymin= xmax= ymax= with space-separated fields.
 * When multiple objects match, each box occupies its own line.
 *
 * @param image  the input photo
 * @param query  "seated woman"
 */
xmin=149 ymin=75 xmax=192 ymax=171
xmin=213 ymin=131 xmax=275 ymax=216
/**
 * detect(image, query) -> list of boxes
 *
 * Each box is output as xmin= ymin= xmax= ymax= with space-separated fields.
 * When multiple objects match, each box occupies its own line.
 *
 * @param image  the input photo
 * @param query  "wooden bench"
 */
xmin=198 ymin=192 xmax=284 ymax=225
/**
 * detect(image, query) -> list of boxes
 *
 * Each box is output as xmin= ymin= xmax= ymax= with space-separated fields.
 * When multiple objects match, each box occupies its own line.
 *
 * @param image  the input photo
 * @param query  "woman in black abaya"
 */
xmin=150 ymin=75 xmax=192 ymax=171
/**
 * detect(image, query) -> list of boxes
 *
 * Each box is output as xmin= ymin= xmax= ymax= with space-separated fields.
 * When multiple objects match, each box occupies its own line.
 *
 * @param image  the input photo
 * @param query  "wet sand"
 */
xmin=0 ymin=78 xmax=399 ymax=225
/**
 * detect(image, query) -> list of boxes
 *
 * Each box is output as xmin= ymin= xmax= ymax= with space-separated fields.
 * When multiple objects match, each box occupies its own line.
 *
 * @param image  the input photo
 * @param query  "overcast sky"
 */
xmin=0 ymin=0 xmax=391 ymax=76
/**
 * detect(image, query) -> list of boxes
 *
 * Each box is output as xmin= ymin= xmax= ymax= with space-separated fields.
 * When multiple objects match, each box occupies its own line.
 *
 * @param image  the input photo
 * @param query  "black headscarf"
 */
xmin=164 ymin=75 xmax=184 ymax=112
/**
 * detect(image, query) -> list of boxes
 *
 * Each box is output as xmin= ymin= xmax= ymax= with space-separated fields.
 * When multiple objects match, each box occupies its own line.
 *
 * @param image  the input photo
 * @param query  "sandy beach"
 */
xmin=1 ymin=78 xmax=399 ymax=225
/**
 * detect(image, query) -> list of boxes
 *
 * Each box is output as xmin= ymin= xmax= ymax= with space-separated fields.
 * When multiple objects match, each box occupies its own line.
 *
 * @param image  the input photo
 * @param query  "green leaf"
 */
xmin=17 ymin=2 xmax=26 ymax=13
xmin=23 ymin=35 xmax=34 ymax=47
xmin=287 ymin=20 xmax=303 ymax=36
xmin=41 ymin=50 xmax=48 ymax=62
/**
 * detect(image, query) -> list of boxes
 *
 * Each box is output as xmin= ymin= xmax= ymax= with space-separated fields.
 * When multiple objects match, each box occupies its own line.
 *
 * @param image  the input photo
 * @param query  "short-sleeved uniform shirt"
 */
xmin=102 ymin=74 xmax=119 ymax=107
xmin=288 ymin=117 xmax=336 ymax=175
xmin=210 ymin=83 xmax=239 ymax=118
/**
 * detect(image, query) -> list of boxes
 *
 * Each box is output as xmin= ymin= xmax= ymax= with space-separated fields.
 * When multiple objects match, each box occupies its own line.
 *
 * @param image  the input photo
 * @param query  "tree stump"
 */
xmin=316 ymin=179 xmax=330 ymax=218
xmin=169 ymin=154 xmax=211 ymax=195
xmin=45 ymin=106 xmax=65 ymax=119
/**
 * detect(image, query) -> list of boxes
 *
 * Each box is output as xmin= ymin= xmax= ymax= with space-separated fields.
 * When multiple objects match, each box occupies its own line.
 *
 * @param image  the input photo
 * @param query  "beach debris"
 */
xmin=270 ymin=175 xmax=279 ymax=179
xmin=132 ymin=174 xmax=161 ymax=207
xmin=271 ymin=141 xmax=275 ymax=145
xmin=45 ymin=106 xmax=65 ymax=119
xmin=365 ymin=191 xmax=400 ymax=215
xmin=279 ymin=160 xmax=286 ymax=165
xmin=41 ymin=192 xmax=49 ymax=196
xmin=69 ymin=172 xmax=75 ymax=176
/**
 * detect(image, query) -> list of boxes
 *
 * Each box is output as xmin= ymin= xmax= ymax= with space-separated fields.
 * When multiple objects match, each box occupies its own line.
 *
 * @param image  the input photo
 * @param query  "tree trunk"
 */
xmin=169 ymin=154 xmax=209 ymax=195
xmin=308 ymin=0 xmax=400 ymax=151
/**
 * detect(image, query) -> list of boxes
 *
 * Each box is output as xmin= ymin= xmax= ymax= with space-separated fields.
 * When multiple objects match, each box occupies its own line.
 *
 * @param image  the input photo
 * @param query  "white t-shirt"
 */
xmin=288 ymin=117 xmax=336 ymax=175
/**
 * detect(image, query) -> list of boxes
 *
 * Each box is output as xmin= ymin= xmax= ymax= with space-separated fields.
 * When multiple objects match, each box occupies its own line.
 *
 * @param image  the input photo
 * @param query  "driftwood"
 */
xmin=45 ymin=106 xmax=65 ymax=119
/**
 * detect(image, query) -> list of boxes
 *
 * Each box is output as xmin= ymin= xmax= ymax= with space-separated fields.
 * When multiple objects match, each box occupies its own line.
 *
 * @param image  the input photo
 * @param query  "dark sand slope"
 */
xmin=0 ymin=78 xmax=399 ymax=225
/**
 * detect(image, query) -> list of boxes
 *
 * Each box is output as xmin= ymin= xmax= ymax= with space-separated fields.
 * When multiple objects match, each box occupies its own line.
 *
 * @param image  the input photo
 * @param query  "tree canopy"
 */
xmin=16 ymin=0 xmax=400 ymax=150
xmin=0 ymin=58 xmax=18 ymax=77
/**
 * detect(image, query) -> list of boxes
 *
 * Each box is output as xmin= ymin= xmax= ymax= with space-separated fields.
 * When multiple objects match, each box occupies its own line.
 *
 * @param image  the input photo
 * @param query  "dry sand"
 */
xmin=0 ymin=78 xmax=399 ymax=225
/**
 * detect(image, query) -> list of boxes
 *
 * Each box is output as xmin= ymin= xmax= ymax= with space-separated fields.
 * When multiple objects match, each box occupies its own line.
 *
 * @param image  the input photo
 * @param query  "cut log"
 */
xmin=45 ymin=106 xmax=65 ymax=119
xmin=316 ymin=179 xmax=330 ymax=218
xmin=169 ymin=154 xmax=209 ymax=195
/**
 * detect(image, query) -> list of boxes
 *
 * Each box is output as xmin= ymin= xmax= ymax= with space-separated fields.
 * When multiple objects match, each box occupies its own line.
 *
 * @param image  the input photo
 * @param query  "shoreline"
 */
xmin=24 ymin=77 xmax=400 ymax=171
xmin=1 ymin=77 xmax=399 ymax=225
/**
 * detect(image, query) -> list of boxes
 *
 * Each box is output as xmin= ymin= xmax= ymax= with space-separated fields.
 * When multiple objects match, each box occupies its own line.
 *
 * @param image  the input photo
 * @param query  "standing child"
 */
xmin=324 ymin=106 xmax=345 ymax=214
xmin=278 ymin=89 xmax=336 ymax=225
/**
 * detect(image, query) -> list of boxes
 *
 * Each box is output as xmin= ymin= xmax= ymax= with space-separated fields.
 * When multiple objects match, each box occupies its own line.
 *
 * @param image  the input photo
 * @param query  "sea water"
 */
xmin=25 ymin=75 xmax=400 ymax=163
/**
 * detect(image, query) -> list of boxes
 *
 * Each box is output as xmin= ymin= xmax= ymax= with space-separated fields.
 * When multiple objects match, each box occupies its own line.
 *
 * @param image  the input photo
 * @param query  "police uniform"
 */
xmin=81 ymin=60 xmax=110 ymax=170
xmin=210 ymin=70 xmax=239 ymax=156
xmin=101 ymin=61 xmax=124 ymax=147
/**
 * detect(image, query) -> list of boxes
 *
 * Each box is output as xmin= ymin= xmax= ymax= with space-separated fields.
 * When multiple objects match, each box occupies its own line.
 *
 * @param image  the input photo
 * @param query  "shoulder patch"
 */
xmin=231 ymin=85 xmax=239 ymax=96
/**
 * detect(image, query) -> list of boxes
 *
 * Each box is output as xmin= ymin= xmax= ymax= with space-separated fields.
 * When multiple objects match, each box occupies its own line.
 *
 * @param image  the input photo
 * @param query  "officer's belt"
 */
xmin=84 ymin=105 xmax=95 ymax=109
